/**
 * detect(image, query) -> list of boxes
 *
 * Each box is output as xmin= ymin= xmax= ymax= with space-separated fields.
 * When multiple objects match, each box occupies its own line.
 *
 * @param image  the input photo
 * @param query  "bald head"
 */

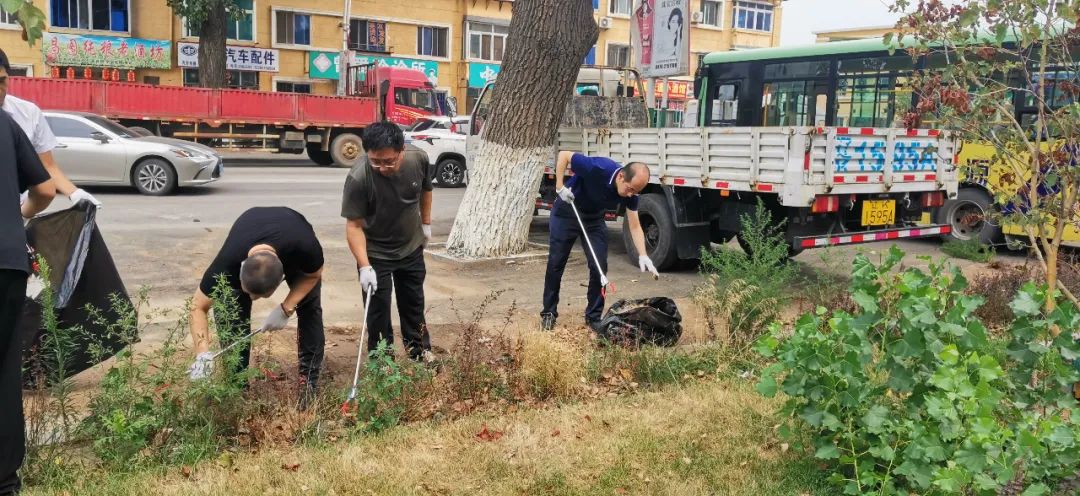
xmin=616 ymin=162 xmax=650 ymax=198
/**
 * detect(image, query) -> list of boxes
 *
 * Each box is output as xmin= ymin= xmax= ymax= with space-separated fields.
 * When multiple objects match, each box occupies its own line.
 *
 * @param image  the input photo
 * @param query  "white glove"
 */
xmin=638 ymin=255 xmax=659 ymax=279
xmin=69 ymin=188 xmax=102 ymax=208
xmin=188 ymin=351 xmax=215 ymax=381
xmin=422 ymin=224 xmax=432 ymax=241
xmin=359 ymin=266 xmax=378 ymax=293
xmin=262 ymin=304 xmax=291 ymax=332
xmin=557 ymin=187 xmax=575 ymax=203
xmin=19 ymin=191 xmax=27 ymax=205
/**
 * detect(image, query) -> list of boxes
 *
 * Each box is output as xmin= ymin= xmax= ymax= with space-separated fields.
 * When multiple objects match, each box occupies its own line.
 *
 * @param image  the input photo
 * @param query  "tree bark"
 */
xmin=197 ymin=0 xmax=228 ymax=88
xmin=446 ymin=0 xmax=598 ymax=258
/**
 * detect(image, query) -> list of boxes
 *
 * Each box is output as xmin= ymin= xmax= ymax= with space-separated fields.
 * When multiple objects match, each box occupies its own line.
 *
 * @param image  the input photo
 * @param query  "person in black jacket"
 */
xmin=0 ymin=107 xmax=56 ymax=495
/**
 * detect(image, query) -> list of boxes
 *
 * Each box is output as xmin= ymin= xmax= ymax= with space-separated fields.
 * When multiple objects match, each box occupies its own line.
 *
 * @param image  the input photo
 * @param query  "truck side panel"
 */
xmin=218 ymin=89 xmax=298 ymax=122
xmin=105 ymin=83 xmax=213 ymax=120
xmin=298 ymin=95 xmax=379 ymax=128
xmin=9 ymin=78 xmax=99 ymax=114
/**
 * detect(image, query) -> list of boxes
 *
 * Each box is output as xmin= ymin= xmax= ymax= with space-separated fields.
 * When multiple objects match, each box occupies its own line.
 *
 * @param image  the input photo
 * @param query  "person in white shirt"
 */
xmin=0 ymin=49 xmax=101 ymax=216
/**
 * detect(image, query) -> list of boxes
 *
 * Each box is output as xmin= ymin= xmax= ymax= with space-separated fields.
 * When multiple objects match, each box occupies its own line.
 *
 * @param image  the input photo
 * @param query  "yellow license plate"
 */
xmin=861 ymin=200 xmax=896 ymax=226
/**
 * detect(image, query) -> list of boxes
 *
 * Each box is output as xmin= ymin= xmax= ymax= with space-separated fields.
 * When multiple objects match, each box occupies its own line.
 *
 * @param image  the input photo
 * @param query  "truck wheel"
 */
xmin=133 ymin=158 xmax=177 ymax=196
xmin=623 ymin=193 xmax=678 ymax=271
xmin=128 ymin=126 xmax=154 ymax=137
xmin=330 ymin=133 xmax=363 ymax=168
xmin=436 ymin=158 xmax=467 ymax=188
xmin=306 ymin=144 xmax=335 ymax=166
xmin=936 ymin=188 xmax=1002 ymax=245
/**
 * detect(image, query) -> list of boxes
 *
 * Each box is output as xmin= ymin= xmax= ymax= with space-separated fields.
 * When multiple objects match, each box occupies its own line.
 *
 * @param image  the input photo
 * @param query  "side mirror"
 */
xmin=91 ymin=131 xmax=111 ymax=144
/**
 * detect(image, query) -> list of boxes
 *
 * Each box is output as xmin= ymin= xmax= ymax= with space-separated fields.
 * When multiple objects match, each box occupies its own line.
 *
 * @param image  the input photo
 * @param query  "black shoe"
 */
xmin=541 ymin=313 xmax=556 ymax=331
xmin=586 ymin=319 xmax=603 ymax=333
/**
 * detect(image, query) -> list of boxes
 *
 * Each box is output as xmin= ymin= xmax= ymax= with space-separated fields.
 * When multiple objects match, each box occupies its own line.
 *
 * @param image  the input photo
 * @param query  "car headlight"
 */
xmin=170 ymin=148 xmax=195 ymax=158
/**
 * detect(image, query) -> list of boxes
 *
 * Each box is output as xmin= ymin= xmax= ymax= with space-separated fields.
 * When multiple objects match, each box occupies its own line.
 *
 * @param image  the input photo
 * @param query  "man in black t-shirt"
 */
xmin=342 ymin=122 xmax=435 ymax=361
xmin=0 ymin=111 xmax=55 ymax=495
xmin=188 ymin=207 xmax=325 ymax=407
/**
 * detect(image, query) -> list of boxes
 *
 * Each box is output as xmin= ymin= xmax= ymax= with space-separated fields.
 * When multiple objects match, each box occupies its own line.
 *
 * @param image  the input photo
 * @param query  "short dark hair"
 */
xmin=362 ymin=121 xmax=405 ymax=153
xmin=240 ymin=252 xmax=283 ymax=297
xmin=0 ymin=48 xmax=10 ymax=73
xmin=622 ymin=162 xmax=650 ymax=183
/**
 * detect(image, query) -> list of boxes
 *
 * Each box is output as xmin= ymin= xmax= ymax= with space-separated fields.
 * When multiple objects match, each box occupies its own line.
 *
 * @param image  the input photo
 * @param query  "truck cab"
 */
xmin=348 ymin=64 xmax=443 ymax=128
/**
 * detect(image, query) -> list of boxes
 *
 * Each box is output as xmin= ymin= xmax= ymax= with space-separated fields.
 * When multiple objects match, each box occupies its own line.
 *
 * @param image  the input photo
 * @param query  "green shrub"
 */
xmin=942 ymin=238 xmax=996 ymax=263
xmin=349 ymin=341 xmax=426 ymax=434
xmin=757 ymin=246 xmax=1080 ymax=495
xmin=697 ymin=201 xmax=797 ymax=349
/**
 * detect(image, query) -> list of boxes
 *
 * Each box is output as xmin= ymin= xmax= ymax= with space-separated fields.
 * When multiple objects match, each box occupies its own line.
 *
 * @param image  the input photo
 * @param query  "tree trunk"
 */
xmin=446 ymin=0 xmax=598 ymax=258
xmin=197 ymin=0 xmax=228 ymax=88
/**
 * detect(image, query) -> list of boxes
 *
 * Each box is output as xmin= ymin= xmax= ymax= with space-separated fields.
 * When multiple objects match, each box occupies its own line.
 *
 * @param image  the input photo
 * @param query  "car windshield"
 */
xmin=84 ymin=115 xmax=137 ymax=138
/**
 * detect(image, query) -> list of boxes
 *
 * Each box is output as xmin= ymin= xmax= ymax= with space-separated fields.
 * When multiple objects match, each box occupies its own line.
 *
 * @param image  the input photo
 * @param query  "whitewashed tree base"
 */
xmin=447 ymin=141 xmax=549 ymax=259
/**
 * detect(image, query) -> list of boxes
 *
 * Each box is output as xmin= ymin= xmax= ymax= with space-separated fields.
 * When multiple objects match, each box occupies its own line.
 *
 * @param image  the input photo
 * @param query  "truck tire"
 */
xmin=306 ymin=144 xmax=335 ymax=166
xmin=330 ymin=133 xmax=363 ymax=168
xmin=436 ymin=157 xmax=467 ymax=188
xmin=132 ymin=158 xmax=177 ymax=196
xmin=936 ymin=187 xmax=1002 ymax=245
xmin=623 ymin=193 xmax=678 ymax=271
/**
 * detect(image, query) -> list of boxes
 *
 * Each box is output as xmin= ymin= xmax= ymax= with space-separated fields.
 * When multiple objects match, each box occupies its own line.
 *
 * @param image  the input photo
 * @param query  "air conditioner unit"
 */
xmin=690 ymin=11 xmax=704 ymax=24
xmin=598 ymin=16 xmax=613 ymax=29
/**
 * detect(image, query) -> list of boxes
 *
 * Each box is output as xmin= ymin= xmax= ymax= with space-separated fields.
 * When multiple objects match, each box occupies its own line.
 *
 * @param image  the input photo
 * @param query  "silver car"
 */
xmin=43 ymin=111 xmax=222 ymax=196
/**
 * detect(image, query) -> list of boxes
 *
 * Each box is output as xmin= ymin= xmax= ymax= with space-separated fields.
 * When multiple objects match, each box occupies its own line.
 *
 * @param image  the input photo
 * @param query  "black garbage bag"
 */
xmin=593 ymin=297 xmax=682 ymax=347
xmin=18 ymin=203 xmax=135 ymax=386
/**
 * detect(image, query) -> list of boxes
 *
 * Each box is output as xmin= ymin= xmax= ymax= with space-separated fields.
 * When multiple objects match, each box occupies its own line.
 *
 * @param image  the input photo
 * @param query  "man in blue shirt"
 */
xmin=542 ymin=151 xmax=658 ymax=330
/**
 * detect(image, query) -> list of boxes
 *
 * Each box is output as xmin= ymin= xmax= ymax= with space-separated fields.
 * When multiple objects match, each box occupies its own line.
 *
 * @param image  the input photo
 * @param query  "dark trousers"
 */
xmin=0 ymin=270 xmax=28 ymax=495
xmin=542 ymin=210 xmax=608 ymax=323
xmin=363 ymin=247 xmax=430 ymax=360
xmin=224 ymin=278 xmax=324 ymax=389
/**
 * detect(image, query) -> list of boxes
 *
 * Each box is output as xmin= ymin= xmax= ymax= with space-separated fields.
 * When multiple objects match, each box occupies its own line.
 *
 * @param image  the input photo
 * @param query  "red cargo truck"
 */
xmin=8 ymin=64 xmax=442 ymax=168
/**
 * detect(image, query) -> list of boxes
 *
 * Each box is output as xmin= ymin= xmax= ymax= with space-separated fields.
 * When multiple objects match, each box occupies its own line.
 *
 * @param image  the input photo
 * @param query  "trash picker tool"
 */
xmin=569 ymin=200 xmax=614 ymax=298
xmin=341 ymin=289 xmax=375 ymax=416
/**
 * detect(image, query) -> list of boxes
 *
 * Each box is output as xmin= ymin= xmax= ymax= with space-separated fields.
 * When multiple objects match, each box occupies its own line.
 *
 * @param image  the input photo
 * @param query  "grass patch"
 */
xmin=23 ymin=380 xmax=828 ymax=496
xmin=941 ymin=237 xmax=996 ymax=263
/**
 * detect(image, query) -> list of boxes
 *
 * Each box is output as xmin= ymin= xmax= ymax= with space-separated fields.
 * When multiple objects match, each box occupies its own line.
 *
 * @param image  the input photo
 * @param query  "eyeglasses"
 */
xmin=369 ymin=156 xmax=400 ymax=168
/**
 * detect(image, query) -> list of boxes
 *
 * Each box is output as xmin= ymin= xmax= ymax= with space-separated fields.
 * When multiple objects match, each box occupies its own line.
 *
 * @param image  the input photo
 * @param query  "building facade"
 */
xmin=814 ymin=25 xmax=893 ymax=44
xmin=1 ymin=0 xmax=782 ymax=111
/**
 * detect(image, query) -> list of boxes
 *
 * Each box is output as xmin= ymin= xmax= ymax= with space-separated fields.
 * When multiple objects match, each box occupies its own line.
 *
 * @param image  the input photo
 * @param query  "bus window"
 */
xmin=834 ymin=56 xmax=914 ymax=128
xmin=710 ymin=83 xmax=739 ymax=125
xmin=761 ymin=80 xmax=829 ymax=126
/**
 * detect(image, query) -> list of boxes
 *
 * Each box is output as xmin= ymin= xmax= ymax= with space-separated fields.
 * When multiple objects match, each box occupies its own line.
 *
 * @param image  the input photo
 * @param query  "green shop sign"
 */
xmin=308 ymin=51 xmax=439 ymax=85
xmin=468 ymin=63 xmax=501 ymax=88
xmin=43 ymin=33 xmax=171 ymax=69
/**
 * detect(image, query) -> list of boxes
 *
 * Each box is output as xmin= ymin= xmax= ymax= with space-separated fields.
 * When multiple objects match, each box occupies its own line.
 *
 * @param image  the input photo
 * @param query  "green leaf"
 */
xmin=1011 ymin=286 xmax=1042 ymax=316
xmin=995 ymin=24 xmax=1008 ymax=45
xmin=0 ymin=0 xmax=24 ymax=13
xmin=853 ymin=290 xmax=879 ymax=312
xmin=955 ymin=447 xmax=987 ymax=472
xmin=1021 ymin=484 xmax=1051 ymax=496
xmin=862 ymin=405 xmax=889 ymax=433
xmin=939 ymin=344 xmax=960 ymax=365
xmin=815 ymin=443 xmax=840 ymax=460
xmin=883 ymin=32 xmax=894 ymax=47
xmin=958 ymin=8 xmax=979 ymax=27
xmin=755 ymin=374 xmax=778 ymax=398
xmin=934 ymin=466 xmax=968 ymax=492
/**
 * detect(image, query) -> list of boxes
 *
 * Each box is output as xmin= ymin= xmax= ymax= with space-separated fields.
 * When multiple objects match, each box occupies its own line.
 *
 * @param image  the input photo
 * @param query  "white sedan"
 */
xmin=44 ymin=111 xmax=222 ymax=196
xmin=405 ymin=116 xmax=470 ymax=188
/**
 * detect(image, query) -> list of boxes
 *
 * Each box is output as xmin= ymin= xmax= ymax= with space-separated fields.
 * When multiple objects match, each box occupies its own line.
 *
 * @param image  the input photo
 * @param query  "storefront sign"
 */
xmin=468 ymin=63 xmax=501 ymax=88
xmin=309 ymin=52 xmax=439 ymax=85
xmin=632 ymin=0 xmax=691 ymax=77
xmin=178 ymin=42 xmax=279 ymax=72
xmin=655 ymin=80 xmax=690 ymax=99
xmin=43 ymin=33 xmax=171 ymax=69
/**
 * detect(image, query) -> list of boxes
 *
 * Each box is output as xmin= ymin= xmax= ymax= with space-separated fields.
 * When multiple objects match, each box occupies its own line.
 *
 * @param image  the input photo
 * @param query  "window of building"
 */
xmin=0 ymin=8 xmax=18 ymax=27
xmin=609 ymin=0 xmax=631 ymax=16
xmin=184 ymin=0 xmax=254 ymax=41
xmin=275 ymin=10 xmax=311 ymax=46
xmin=50 ymin=0 xmax=129 ymax=32
xmin=701 ymin=0 xmax=722 ymax=27
xmin=417 ymin=26 xmax=448 ymax=58
xmin=183 ymin=68 xmax=259 ymax=90
xmin=276 ymin=81 xmax=312 ymax=93
xmin=607 ymin=44 xmax=630 ymax=68
xmin=350 ymin=19 xmax=388 ymax=53
xmin=7 ymin=65 xmax=31 ymax=77
xmin=733 ymin=1 xmax=772 ymax=32
xmin=584 ymin=46 xmax=596 ymax=65
xmin=467 ymin=22 xmax=508 ymax=62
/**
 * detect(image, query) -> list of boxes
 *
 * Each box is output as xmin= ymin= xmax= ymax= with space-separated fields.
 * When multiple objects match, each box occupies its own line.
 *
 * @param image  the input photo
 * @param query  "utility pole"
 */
xmin=337 ymin=0 xmax=353 ymax=96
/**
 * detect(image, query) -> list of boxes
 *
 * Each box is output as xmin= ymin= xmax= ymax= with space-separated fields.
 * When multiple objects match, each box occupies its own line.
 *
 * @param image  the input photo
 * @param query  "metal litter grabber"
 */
xmin=569 ymin=200 xmax=615 ymax=298
xmin=341 ymin=289 xmax=375 ymax=416
xmin=211 ymin=327 xmax=265 ymax=360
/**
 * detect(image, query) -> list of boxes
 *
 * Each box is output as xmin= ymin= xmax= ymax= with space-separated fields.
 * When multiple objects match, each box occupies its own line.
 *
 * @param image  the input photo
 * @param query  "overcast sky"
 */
xmin=780 ymin=0 xmax=901 ymax=46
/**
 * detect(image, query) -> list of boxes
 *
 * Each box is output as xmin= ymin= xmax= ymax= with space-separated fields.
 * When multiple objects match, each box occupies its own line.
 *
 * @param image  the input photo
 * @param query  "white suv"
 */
xmin=404 ymin=116 xmax=470 ymax=188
